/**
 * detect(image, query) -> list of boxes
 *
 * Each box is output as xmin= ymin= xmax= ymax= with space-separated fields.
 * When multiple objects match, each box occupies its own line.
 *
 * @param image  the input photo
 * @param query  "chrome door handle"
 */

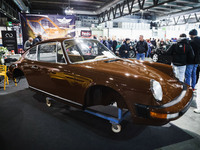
xmin=31 ymin=65 xmax=38 ymax=69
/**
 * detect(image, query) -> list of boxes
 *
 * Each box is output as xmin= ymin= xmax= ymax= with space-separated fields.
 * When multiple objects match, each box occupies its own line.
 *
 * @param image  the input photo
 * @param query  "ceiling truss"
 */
xmin=0 ymin=0 xmax=19 ymax=22
xmin=98 ymin=0 xmax=176 ymax=23
xmin=157 ymin=12 xmax=200 ymax=27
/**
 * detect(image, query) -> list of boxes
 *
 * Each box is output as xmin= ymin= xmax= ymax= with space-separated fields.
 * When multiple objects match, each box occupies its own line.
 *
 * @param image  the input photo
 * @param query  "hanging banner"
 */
xmin=1 ymin=31 xmax=18 ymax=54
xmin=20 ymin=13 xmax=76 ymax=45
xmin=81 ymin=30 xmax=92 ymax=38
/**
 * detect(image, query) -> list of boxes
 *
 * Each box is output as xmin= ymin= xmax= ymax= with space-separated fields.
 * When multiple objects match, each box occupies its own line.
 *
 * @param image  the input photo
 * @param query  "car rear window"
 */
xmin=38 ymin=42 xmax=57 ymax=63
xmin=25 ymin=46 xmax=37 ymax=60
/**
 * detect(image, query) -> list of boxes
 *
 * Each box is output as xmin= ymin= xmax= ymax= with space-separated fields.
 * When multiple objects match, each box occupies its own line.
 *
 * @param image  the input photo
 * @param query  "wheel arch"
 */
xmin=12 ymin=68 xmax=24 ymax=78
xmin=83 ymin=85 xmax=127 ymax=109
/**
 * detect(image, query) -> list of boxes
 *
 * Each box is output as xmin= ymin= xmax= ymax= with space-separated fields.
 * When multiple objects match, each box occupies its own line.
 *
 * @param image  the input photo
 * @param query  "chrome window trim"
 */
xmin=56 ymin=42 xmax=67 ymax=64
xmin=29 ymin=86 xmax=82 ymax=106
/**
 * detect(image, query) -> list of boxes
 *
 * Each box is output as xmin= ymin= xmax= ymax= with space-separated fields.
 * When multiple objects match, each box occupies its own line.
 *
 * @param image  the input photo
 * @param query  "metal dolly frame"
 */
xmin=45 ymin=97 xmax=130 ymax=133
xmin=84 ymin=108 xmax=130 ymax=133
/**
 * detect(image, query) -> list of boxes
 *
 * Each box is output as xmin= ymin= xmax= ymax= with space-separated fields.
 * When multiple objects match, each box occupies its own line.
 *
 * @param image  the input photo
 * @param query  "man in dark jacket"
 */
xmin=107 ymin=37 xmax=113 ymax=50
xmin=102 ymin=36 xmax=108 ymax=48
xmin=185 ymin=29 xmax=200 ymax=113
xmin=33 ymin=34 xmax=42 ymax=45
xmin=185 ymin=29 xmax=200 ymax=92
xmin=112 ymin=37 xmax=117 ymax=54
xmin=151 ymin=38 xmax=156 ymax=47
xmin=166 ymin=33 xmax=194 ymax=82
xmin=136 ymin=35 xmax=148 ymax=60
xmin=119 ymin=38 xmax=131 ymax=58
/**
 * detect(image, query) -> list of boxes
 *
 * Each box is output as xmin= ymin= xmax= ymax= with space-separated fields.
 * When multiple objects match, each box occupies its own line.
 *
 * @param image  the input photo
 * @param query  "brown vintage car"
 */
xmin=9 ymin=38 xmax=193 ymax=131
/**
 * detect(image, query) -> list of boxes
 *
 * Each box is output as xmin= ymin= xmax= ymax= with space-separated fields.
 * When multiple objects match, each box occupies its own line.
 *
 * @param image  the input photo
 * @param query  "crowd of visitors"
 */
xmin=95 ymin=35 xmax=174 ymax=60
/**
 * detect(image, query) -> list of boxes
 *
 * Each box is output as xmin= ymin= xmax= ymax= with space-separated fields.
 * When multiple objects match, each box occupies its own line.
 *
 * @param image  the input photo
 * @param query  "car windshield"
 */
xmin=64 ymin=39 xmax=117 ymax=63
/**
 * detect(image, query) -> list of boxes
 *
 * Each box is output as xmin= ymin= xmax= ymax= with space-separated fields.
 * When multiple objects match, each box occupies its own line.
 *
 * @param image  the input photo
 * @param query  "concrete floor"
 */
xmin=0 ymin=59 xmax=200 ymax=150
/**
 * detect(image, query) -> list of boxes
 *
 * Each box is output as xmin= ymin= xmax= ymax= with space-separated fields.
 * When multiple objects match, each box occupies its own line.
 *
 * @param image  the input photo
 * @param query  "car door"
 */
xmin=22 ymin=45 xmax=42 ymax=88
xmin=35 ymin=42 xmax=82 ymax=106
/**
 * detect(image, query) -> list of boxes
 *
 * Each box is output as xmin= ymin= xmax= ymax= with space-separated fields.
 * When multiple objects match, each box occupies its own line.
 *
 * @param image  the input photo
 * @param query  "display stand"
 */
xmin=45 ymin=97 xmax=130 ymax=133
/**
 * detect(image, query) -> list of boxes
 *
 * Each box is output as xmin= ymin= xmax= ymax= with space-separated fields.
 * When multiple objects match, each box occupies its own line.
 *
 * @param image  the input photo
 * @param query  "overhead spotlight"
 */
xmin=65 ymin=0 xmax=74 ymax=15
xmin=65 ymin=7 xmax=74 ymax=15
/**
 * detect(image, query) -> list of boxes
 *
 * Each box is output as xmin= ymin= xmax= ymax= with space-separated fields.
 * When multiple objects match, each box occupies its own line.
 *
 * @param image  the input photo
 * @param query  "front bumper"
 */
xmin=134 ymin=83 xmax=193 ymax=123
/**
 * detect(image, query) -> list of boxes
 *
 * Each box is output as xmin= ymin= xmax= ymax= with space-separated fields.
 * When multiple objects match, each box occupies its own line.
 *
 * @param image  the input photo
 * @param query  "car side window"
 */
xmin=25 ymin=46 xmax=37 ymax=60
xmin=66 ymin=45 xmax=84 ymax=63
xmin=57 ymin=42 xmax=66 ymax=63
xmin=38 ymin=42 xmax=57 ymax=63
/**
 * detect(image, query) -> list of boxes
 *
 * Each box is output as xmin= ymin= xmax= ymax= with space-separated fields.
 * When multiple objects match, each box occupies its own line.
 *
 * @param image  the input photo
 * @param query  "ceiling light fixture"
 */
xmin=65 ymin=0 xmax=74 ymax=15
xmin=65 ymin=7 xmax=74 ymax=15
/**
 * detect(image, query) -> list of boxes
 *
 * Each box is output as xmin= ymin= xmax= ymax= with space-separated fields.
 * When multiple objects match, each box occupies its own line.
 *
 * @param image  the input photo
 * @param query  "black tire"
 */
xmin=152 ymin=54 xmax=158 ymax=62
xmin=129 ymin=50 xmax=136 ymax=58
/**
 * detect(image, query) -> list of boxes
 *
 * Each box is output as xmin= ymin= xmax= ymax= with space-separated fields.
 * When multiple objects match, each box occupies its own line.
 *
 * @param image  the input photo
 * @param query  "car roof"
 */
xmin=35 ymin=37 xmax=72 ymax=45
xmin=34 ymin=37 xmax=96 ymax=46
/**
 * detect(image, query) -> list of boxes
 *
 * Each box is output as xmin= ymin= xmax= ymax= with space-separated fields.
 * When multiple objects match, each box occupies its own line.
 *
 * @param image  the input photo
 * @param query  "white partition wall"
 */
xmin=108 ymin=28 xmax=152 ymax=40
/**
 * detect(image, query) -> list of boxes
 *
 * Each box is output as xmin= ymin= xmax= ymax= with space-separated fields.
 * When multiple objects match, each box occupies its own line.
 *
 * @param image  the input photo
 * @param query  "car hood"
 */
xmin=78 ymin=58 xmax=183 ymax=104
xmin=82 ymin=59 xmax=172 ymax=82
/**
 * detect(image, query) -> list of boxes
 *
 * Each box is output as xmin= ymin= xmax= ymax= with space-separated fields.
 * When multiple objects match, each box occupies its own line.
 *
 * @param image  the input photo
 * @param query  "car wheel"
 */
xmin=46 ymin=97 xmax=52 ymax=107
xmin=129 ymin=50 xmax=136 ymax=58
xmin=111 ymin=124 xmax=121 ymax=133
xmin=152 ymin=54 xmax=158 ymax=62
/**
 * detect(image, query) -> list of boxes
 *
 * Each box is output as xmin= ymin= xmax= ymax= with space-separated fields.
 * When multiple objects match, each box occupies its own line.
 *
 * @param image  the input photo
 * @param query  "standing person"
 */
xmin=156 ymin=39 xmax=160 ymax=48
xmin=33 ymin=34 xmax=42 ymax=45
xmin=107 ymin=37 xmax=113 ymax=50
xmin=112 ymin=36 xmax=117 ymax=54
xmin=185 ymin=29 xmax=200 ymax=113
xmin=160 ymin=39 xmax=166 ymax=48
xmin=151 ymin=38 xmax=156 ymax=47
xmin=119 ymin=38 xmax=131 ymax=58
xmin=185 ymin=29 xmax=200 ymax=91
xmin=102 ymin=36 xmax=108 ymax=48
xmin=99 ymin=36 xmax=103 ymax=43
xmin=136 ymin=35 xmax=148 ymax=60
xmin=146 ymin=39 xmax=152 ymax=57
xmin=166 ymin=33 xmax=194 ymax=82
xmin=24 ymin=37 xmax=33 ymax=51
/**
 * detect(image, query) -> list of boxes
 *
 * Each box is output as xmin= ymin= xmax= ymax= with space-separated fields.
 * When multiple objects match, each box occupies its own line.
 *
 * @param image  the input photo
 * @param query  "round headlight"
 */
xmin=150 ymin=79 xmax=163 ymax=102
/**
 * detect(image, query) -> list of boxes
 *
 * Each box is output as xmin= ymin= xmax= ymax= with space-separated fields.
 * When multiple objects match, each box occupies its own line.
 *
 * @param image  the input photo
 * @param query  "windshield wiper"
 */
xmin=104 ymin=59 xmax=121 ymax=63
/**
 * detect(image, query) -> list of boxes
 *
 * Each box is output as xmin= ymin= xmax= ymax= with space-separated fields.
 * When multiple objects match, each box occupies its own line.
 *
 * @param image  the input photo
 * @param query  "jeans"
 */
xmin=185 ymin=64 xmax=198 ymax=89
xmin=172 ymin=64 xmax=186 ymax=82
xmin=136 ymin=53 xmax=145 ymax=60
xmin=146 ymin=47 xmax=151 ymax=57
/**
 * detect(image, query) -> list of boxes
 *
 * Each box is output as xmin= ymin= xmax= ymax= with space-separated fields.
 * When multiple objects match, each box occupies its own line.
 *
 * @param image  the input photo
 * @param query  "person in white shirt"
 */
xmin=24 ymin=37 xmax=33 ymax=51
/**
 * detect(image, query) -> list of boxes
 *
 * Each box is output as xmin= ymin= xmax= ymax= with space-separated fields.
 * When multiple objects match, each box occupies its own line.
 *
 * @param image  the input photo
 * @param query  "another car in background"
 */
xmin=151 ymin=45 xmax=172 ymax=65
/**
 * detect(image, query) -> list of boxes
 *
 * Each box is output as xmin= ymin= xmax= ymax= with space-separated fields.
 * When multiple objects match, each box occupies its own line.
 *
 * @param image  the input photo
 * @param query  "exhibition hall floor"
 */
xmin=0 ymin=69 xmax=200 ymax=150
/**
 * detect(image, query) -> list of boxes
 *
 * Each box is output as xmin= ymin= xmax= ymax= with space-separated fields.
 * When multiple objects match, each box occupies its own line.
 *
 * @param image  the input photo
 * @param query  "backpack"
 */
xmin=173 ymin=43 xmax=185 ymax=55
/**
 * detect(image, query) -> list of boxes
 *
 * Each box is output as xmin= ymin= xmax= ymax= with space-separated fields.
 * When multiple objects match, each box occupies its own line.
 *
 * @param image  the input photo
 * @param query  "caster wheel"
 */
xmin=46 ymin=98 xmax=52 ymax=107
xmin=111 ymin=124 xmax=121 ymax=133
xmin=152 ymin=54 xmax=158 ymax=62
